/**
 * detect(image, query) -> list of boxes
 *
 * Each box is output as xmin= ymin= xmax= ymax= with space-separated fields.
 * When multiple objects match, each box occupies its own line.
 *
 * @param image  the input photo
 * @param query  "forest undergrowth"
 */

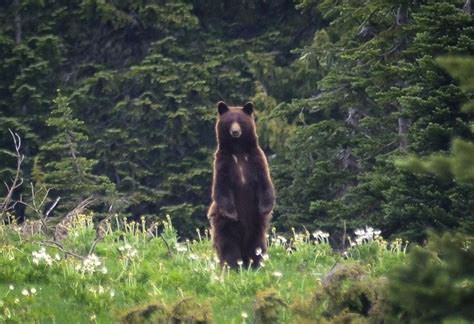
xmin=0 ymin=212 xmax=410 ymax=323
xmin=1 ymin=212 xmax=473 ymax=323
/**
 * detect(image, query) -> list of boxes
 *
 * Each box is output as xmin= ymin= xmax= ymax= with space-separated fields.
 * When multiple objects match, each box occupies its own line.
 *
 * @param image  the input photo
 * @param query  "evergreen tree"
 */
xmin=38 ymin=91 xmax=115 ymax=213
xmin=268 ymin=0 xmax=474 ymax=241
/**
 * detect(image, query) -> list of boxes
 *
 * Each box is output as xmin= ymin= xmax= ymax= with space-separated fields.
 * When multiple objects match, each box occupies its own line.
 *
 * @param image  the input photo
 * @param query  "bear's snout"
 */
xmin=230 ymin=122 xmax=242 ymax=138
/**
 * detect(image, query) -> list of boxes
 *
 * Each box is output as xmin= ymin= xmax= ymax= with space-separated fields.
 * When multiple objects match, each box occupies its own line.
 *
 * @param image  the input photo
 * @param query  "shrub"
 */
xmin=388 ymin=232 xmax=474 ymax=322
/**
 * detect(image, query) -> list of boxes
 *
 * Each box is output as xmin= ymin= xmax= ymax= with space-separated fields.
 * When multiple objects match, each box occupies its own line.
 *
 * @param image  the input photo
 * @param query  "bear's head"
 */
xmin=215 ymin=101 xmax=258 ymax=152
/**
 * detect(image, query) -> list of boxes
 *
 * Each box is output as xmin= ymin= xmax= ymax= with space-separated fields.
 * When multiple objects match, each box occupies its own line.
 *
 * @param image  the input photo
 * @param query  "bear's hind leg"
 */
xmin=215 ymin=236 xmax=242 ymax=268
xmin=246 ymin=233 xmax=267 ymax=268
xmin=212 ymin=218 xmax=243 ymax=268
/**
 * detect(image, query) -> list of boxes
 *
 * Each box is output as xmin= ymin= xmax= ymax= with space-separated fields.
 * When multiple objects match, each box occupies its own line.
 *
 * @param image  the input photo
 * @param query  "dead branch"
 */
xmin=54 ymin=196 xmax=95 ymax=241
xmin=14 ymin=0 xmax=21 ymax=44
xmin=46 ymin=196 xmax=61 ymax=217
xmin=88 ymin=209 xmax=115 ymax=255
xmin=464 ymin=0 xmax=472 ymax=15
xmin=40 ymin=240 xmax=84 ymax=260
xmin=1 ymin=130 xmax=25 ymax=220
xmin=160 ymin=234 xmax=173 ymax=257
xmin=65 ymin=130 xmax=83 ymax=180
xmin=17 ymin=184 xmax=58 ymax=234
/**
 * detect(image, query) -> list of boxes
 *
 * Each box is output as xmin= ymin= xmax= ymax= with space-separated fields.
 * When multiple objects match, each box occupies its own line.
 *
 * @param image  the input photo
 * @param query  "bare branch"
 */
xmin=89 ymin=209 xmax=115 ymax=255
xmin=1 ymin=130 xmax=25 ymax=220
xmin=39 ymin=240 xmax=84 ymax=260
xmin=14 ymin=0 xmax=22 ymax=44
xmin=54 ymin=197 xmax=95 ymax=241
xmin=45 ymin=196 xmax=60 ymax=217
xmin=65 ymin=130 xmax=83 ymax=180
xmin=398 ymin=117 xmax=409 ymax=152
xmin=464 ymin=0 xmax=473 ymax=15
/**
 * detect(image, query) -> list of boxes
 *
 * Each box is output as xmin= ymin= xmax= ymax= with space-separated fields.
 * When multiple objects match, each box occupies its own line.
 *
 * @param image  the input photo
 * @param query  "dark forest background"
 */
xmin=0 ymin=0 xmax=473 ymax=242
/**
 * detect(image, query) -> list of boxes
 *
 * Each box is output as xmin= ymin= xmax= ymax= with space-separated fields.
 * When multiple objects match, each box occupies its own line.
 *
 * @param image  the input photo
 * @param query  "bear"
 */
xmin=207 ymin=101 xmax=275 ymax=268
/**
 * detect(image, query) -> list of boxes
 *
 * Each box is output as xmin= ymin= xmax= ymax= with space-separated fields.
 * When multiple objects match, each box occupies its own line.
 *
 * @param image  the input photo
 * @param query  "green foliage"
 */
xmin=388 ymin=231 xmax=474 ymax=322
xmin=0 ymin=0 xmax=473 ymax=242
xmin=254 ymin=288 xmax=287 ymax=323
xmin=39 ymin=91 xmax=115 ymax=213
xmin=120 ymin=303 xmax=169 ymax=324
xmin=0 ymin=0 xmax=313 ymax=235
xmin=397 ymin=56 xmax=474 ymax=184
xmin=119 ymin=297 xmax=213 ymax=323
xmin=0 ymin=215 xmax=410 ymax=322
xmin=268 ymin=0 xmax=474 ymax=241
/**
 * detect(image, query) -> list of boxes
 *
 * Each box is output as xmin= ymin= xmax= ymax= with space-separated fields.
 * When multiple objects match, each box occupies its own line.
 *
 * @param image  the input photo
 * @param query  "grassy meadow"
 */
xmin=0 ymin=214 xmax=409 ymax=323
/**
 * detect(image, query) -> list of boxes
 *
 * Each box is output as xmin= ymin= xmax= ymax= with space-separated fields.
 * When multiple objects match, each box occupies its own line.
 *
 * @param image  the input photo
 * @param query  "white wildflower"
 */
xmin=30 ymin=287 xmax=37 ymax=295
xmin=312 ymin=230 xmax=323 ymax=239
xmin=272 ymin=271 xmax=283 ymax=278
xmin=9 ymin=285 xmax=14 ymax=291
xmin=277 ymin=235 xmax=287 ymax=244
xmin=176 ymin=244 xmax=187 ymax=253
xmin=110 ymin=290 xmax=115 ymax=298
xmin=241 ymin=312 xmax=248 ymax=319
xmin=366 ymin=226 xmax=374 ymax=236
xmin=22 ymin=289 xmax=29 ymax=296
xmin=101 ymin=266 xmax=108 ymax=274
xmin=237 ymin=260 xmax=243 ymax=266
xmin=119 ymin=244 xmax=138 ymax=259
xmin=255 ymin=247 xmax=262 ymax=256
xmin=77 ymin=254 xmax=102 ymax=274
xmin=262 ymin=253 xmax=269 ymax=261
xmin=32 ymin=247 xmax=53 ymax=266
xmin=354 ymin=226 xmax=382 ymax=244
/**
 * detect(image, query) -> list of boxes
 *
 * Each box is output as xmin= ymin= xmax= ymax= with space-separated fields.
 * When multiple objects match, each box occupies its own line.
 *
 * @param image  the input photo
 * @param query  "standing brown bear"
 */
xmin=208 ymin=101 xmax=275 ymax=268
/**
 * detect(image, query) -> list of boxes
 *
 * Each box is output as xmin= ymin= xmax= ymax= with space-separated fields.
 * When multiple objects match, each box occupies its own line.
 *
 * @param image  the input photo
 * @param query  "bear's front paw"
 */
xmin=221 ymin=208 xmax=238 ymax=221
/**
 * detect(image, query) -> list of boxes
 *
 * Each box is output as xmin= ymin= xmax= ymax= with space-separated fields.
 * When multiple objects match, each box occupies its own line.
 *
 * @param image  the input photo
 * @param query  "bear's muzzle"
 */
xmin=230 ymin=122 xmax=242 ymax=138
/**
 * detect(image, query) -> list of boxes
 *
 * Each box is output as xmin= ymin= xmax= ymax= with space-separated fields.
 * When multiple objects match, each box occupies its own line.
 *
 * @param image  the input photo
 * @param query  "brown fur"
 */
xmin=208 ymin=101 xmax=275 ymax=268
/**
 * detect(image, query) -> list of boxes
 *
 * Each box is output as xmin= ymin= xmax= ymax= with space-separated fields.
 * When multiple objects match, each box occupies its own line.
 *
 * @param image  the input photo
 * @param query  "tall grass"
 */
xmin=0 ymin=214 xmax=406 ymax=323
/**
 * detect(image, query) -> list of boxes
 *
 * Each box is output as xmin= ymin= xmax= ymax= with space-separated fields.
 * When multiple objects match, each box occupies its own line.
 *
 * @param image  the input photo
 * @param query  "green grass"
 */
xmin=0 ymin=215 xmax=407 ymax=323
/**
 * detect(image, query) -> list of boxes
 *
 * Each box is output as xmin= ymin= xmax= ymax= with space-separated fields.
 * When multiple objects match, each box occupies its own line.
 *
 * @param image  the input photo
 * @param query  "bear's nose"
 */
xmin=230 ymin=122 xmax=242 ymax=138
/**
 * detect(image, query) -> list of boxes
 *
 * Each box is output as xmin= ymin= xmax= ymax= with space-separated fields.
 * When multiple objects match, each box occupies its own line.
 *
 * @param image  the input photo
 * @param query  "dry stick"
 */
xmin=21 ymin=235 xmax=84 ymax=260
xmin=65 ymin=130 xmax=83 ymax=180
xmin=54 ymin=196 xmax=95 ymax=241
xmin=88 ymin=210 xmax=115 ymax=255
xmin=160 ymin=234 xmax=173 ymax=257
xmin=45 ymin=196 xmax=61 ymax=218
xmin=1 ymin=130 xmax=25 ymax=220
xmin=39 ymin=240 xmax=84 ymax=260
xmin=342 ymin=220 xmax=347 ymax=250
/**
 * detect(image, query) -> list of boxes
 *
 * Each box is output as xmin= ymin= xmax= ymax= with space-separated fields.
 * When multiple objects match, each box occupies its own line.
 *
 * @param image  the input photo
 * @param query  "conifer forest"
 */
xmin=0 ymin=0 xmax=473 ymax=322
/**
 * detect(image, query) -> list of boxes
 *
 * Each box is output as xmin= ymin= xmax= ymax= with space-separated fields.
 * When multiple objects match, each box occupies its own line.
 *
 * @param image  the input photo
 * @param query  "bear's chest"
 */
xmin=231 ymin=154 xmax=254 ymax=187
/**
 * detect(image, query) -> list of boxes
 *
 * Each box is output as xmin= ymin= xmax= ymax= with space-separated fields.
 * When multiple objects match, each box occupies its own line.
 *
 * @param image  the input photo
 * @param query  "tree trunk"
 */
xmin=396 ymin=5 xmax=408 ymax=25
xmin=14 ymin=0 xmax=22 ymax=44
xmin=464 ymin=0 xmax=473 ymax=15
xmin=398 ymin=117 xmax=409 ymax=152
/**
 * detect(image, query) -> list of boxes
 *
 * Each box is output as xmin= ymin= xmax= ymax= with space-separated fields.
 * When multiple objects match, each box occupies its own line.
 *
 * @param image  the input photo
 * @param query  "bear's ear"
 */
xmin=243 ymin=102 xmax=254 ymax=115
xmin=217 ymin=101 xmax=229 ymax=115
